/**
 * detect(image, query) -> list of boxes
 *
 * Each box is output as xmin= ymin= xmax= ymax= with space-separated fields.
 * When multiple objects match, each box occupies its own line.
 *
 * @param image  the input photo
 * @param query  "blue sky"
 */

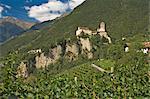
xmin=0 ymin=0 xmax=85 ymax=22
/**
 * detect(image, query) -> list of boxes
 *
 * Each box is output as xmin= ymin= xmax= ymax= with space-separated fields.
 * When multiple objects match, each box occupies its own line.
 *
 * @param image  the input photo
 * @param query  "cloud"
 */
xmin=69 ymin=0 xmax=86 ymax=9
xmin=0 ymin=6 xmax=4 ymax=18
xmin=27 ymin=0 xmax=86 ymax=22
xmin=4 ymin=5 xmax=11 ymax=9
xmin=0 ymin=4 xmax=11 ymax=9
xmin=24 ymin=6 xmax=30 ymax=10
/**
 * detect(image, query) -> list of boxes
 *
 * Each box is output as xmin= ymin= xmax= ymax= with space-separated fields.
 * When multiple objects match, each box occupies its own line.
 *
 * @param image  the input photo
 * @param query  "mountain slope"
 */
xmin=0 ymin=0 xmax=149 ymax=57
xmin=0 ymin=17 xmax=35 ymax=43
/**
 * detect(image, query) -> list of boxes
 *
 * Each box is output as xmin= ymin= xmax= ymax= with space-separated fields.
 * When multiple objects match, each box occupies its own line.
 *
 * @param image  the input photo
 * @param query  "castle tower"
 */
xmin=98 ymin=22 xmax=106 ymax=32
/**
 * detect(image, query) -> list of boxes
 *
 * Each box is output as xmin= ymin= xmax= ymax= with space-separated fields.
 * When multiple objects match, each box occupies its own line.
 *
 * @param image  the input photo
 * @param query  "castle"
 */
xmin=76 ymin=22 xmax=112 ymax=43
xmin=16 ymin=21 xmax=112 ymax=77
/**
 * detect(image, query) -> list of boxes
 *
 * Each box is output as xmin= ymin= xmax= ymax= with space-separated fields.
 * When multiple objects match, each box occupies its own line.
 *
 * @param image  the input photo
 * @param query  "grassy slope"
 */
xmin=0 ymin=0 xmax=149 ymax=57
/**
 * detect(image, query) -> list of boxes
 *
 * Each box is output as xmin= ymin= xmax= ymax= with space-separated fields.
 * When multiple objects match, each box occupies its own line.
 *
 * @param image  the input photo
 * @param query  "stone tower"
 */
xmin=98 ymin=22 xmax=106 ymax=32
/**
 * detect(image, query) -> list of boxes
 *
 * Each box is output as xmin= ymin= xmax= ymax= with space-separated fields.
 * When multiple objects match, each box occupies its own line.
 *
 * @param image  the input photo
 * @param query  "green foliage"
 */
xmin=113 ymin=51 xmax=150 ymax=97
xmin=1 ymin=50 xmax=149 ymax=98
xmin=0 ymin=52 xmax=23 ymax=97
xmin=107 ymin=43 xmax=124 ymax=60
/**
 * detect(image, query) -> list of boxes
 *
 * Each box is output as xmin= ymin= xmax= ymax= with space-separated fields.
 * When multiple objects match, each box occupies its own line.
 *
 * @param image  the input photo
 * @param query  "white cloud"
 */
xmin=28 ymin=0 xmax=68 ymax=22
xmin=1 ymin=4 xmax=11 ymax=9
xmin=24 ymin=6 xmax=30 ymax=10
xmin=27 ymin=0 xmax=86 ymax=22
xmin=0 ymin=6 xmax=4 ymax=18
xmin=4 ymin=5 xmax=11 ymax=9
xmin=69 ymin=0 xmax=86 ymax=9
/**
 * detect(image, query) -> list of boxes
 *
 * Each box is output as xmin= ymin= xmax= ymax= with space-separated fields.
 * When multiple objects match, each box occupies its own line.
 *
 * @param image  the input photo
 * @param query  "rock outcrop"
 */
xmin=35 ymin=45 xmax=62 ymax=69
xmin=50 ymin=45 xmax=62 ymax=60
xmin=79 ymin=38 xmax=93 ymax=59
xmin=16 ymin=62 xmax=28 ymax=78
xmin=80 ymin=38 xmax=92 ymax=53
xmin=65 ymin=43 xmax=79 ymax=61
xmin=35 ymin=53 xmax=52 ymax=69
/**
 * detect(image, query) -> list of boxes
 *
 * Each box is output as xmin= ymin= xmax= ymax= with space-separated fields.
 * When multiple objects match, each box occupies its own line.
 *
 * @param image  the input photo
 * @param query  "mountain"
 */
xmin=0 ymin=0 xmax=149 ymax=57
xmin=0 ymin=16 xmax=35 ymax=43
xmin=0 ymin=0 xmax=150 ymax=98
xmin=30 ymin=13 xmax=69 ymax=30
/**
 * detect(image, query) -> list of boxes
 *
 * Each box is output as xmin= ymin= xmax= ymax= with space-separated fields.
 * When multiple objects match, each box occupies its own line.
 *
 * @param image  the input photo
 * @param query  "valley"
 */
xmin=0 ymin=0 xmax=149 ymax=98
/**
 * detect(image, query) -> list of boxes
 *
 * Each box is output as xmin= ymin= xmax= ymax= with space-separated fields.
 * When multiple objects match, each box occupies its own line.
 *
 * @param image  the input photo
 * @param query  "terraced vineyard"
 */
xmin=1 ymin=53 xmax=150 ymax=98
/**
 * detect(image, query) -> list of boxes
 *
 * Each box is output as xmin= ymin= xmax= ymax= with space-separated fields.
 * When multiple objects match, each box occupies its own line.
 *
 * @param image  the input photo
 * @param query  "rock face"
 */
xmin=35 ymin=45 xmax=62 ymax=69
xmin=35 ymin=53 xmax=52 ymax=69
xmin=50 ymin=45 xmax=62 ymax=60
xmin=79 ymin=38 xmax=93 ymax=59
xmin=16 ymin=62 xmax=28 ymax=78
xmin=87 ymin=52 xmax=94 ymax=59
xmin=80 ymin=38 xmax=92 ymax=53
xmin=65 ymin=43 xmax=79 ymax=61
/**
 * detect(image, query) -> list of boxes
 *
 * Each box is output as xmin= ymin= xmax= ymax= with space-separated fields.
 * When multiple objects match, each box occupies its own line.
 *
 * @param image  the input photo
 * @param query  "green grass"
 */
xmin=0 ymin=0 xmax=149 ymax=57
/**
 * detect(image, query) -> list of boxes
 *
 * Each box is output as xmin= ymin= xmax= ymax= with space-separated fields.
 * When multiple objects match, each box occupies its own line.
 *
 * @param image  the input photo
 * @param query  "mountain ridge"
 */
xmin=0 ymin=16 xmax=35 ymax=43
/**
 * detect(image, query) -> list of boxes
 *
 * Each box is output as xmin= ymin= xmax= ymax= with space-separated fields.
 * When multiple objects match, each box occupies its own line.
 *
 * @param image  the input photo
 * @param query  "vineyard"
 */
xmin=1 ymin=51 xmax=150 ymax=98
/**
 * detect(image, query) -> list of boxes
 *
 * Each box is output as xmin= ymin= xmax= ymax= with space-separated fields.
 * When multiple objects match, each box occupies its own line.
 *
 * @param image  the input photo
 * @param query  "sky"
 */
xmin=0 ymin=0 xmax=85 ymax=22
